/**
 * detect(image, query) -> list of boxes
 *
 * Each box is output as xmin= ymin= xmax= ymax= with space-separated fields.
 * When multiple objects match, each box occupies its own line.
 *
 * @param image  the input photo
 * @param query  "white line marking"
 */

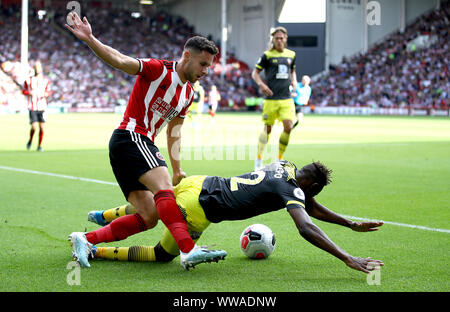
xmin=342 ymin=215 xmax=450 ymax=234
xmin=1 ymin=165 xmax=449 ymax=234
xmin=0 ymin=165 xmax=118 ymax=186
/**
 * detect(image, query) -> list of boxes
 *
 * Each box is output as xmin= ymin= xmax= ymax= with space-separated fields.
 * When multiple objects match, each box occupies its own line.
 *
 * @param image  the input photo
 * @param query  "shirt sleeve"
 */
xmin=291 ymin=54 xmax=296 ymax=71
xmin=136 ymin=58 xmax=164 ymax=81
xmin=178 ymin=86 xmax=195 ymax=119
xmin=255 ymin=53 xmax=268 ymax=71
xmin=284 ymin=186 xmax=306 ymax=210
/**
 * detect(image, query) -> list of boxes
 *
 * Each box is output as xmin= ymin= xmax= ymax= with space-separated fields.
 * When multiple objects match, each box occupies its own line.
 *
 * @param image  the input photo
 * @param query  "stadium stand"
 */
xmin=311 ymin=0 xmax=449 ymax=112
xmin=0 ymin=3 xmax=256 ymax=111
xmin=1 ymin=2 xmax=447 ymax=113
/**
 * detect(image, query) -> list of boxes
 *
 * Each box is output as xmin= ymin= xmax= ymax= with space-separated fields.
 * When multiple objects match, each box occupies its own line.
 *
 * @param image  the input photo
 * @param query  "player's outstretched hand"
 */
xmin=65 ymin=11 xmax=92 ymax=42
xmin=172 ymin=171 xmax=187 ymax=186
xmin=350 ymin=221 xmax=384 ymax=232
xmin=345 ymin=256 xmax=384 ymax=273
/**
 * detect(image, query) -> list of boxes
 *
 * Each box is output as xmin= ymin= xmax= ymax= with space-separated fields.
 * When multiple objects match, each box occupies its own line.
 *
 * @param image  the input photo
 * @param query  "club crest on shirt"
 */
xmin=155 ymin=152 xmax=165 ymax=161
xmin=293 ymin=188 xmax=305 ymax=201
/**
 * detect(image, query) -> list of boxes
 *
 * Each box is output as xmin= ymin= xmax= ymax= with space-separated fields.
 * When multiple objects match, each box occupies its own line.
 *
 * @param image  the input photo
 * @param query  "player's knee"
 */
xmin=283 ymin=122 xmax=293 ymax=133
xmin=140 ymin=210 xmax=159 ymax=229
xmin=154 ymin=242 xmax=177 ymax=262
xmin=145 ymin=216 xmax=158 ymax=229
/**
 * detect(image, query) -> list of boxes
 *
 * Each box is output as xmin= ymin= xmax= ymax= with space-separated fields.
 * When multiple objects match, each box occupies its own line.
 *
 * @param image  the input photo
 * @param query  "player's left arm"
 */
xmin=166 ymin=116 xmax=187 ymax=186
xmin=290 ymin=54 xmax=298 ymax=90
xmin=288 ymin=207 xmax=383 ymax=273
xmin=290 ymin=69 xmax=298 ymax=90
xmin=306 ymin=198 xmax=383 ymax=232
xmin=44 ymin=79 xmax=52 ymax=98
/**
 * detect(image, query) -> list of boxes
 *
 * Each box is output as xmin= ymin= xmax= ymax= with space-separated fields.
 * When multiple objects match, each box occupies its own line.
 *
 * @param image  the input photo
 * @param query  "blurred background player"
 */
xmin=293 ymin=75 xmax=312 ymax=129
xmin=22 ymin=61 xmax=51 ymax=152
xmin=252 ymin=26 xmax=297 ymax=170
xmin=208 ymin=84 xmax=220 ymax=122
xmin=88 ymin=161 xmax=384 ymax=274
xmin=187 ymin=80 xmax=205 ymax=126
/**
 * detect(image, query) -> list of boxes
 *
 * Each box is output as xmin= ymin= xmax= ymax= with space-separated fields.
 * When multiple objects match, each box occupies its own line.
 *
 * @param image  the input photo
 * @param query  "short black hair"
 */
xmin=184 ymin=36 xmax=219 ymax=55
xmin=303 ymin=161 xmax=333 ymax=187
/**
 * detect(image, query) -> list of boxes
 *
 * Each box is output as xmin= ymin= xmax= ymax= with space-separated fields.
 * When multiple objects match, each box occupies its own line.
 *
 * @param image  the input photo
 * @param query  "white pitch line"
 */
xmin=1 ymin=164 xmax=449 ymax=234
xmin=342 ymin=215 xmax=450 ymax=234
xmin=0 ymin=165 xmax=118 ymax=186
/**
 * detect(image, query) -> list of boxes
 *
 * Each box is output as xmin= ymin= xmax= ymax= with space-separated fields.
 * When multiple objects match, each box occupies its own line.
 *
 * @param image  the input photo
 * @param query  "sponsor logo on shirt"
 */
xmin=151 ymin=97 xmax=179 ymax=121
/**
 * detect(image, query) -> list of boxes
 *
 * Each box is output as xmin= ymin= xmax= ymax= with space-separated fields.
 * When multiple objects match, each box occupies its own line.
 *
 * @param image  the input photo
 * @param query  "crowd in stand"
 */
xmin=1 ymin=3 xmax=448 ymax=111
xmin=0 ymin=5 xmax=255 ymax=110
xmin=311 ymin=1 xmax=449 ymax=109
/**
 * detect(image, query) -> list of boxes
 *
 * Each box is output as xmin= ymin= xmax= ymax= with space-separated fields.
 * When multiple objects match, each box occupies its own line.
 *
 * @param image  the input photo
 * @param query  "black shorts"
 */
xmin=295 ymin=105 xmax=305 ymax=114
xmin=109 ymin=129 xmax=167 ymax=199
xmin=29 ymin=110 xmax=46 ymax=124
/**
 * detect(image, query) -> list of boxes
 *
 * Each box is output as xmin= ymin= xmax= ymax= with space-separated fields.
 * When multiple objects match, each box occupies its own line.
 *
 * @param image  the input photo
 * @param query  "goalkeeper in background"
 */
xmin=87 ymin=161 xmax=384 ymax=274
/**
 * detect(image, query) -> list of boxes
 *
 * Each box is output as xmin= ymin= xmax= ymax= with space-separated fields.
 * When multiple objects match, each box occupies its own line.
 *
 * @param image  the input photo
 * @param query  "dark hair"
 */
xmin=303 ymin=161 xmax=332 ymax=187
xmin=313 ymin=161 xmax=332 ymax=186
xmin=184 ymin=36 xmax=219 ymax=55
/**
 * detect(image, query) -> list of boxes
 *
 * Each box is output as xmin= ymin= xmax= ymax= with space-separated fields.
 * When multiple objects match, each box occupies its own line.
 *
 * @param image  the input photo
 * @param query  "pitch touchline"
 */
xmin=1 ymin=164 xmax=448 ymax=234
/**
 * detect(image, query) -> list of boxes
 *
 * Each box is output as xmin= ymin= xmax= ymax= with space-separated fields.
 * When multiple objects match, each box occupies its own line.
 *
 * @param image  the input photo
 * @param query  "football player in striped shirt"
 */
xmin=65 ymin=11 xmax=226 ymax=269
xmin=88 ymin=161 xmax=384 ymax=274
xmin=22 ymin=61 xmax=51 ymax=152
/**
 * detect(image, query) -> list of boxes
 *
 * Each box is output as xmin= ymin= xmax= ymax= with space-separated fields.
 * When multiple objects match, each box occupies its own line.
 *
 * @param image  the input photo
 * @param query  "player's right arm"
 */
xmin=22 ymin=80 xmax=32 ymax=96
xmin=251 ymin=68 xmax=273 ymax=97
xmin=288 ymin=207 xmax=383 ymax=273
xmin=65 ymin=11 xmax=140 ymax=75
xmin=252 ymin=54 xmax=273 ymax=97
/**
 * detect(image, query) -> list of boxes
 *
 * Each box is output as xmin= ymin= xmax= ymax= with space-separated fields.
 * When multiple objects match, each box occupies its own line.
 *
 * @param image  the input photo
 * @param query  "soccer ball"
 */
xmin=240 ymin=224 xmax=276 ymax=259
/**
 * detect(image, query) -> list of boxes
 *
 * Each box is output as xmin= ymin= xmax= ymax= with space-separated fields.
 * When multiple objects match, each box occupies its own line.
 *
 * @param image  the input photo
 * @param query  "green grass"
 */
xmin=0 ymin=112 xmax=449 ymax=292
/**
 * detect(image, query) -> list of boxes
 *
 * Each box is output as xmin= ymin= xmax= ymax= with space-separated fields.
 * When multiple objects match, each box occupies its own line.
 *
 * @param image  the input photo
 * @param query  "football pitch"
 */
xmin=0 ymin=112 xmax=449 ymax=293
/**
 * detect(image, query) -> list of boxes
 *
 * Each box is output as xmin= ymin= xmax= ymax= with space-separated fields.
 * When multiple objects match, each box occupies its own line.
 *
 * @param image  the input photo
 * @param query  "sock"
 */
xmin=257 ymin=131 xmax=270 ymax=160
xmin=38 ymin=130 xmax=44 ymax=147
xmin=278 ymin=131 xmax=290 ymax=160
xmin=95 ymin=246 xmax=129 ymax=261
xmin=28 ymin=128 xmax=35 ymax=144
xmin=85 ymin=213 xmax=147 ymax=245
xmin=95 ymin=246 xmax=156 ymax=262
xmin=154 ymin=190 xmax=194 ymax=253
xmin=103 ymin=204 xmax=136 ymax=223
xmin=292 ymin=120 xmax=299 ymax=129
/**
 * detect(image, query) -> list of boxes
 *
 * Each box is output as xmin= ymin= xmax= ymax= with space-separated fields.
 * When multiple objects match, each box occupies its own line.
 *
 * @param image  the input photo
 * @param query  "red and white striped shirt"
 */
xmin=22 ymin=75 xmax=51 ymax=111
xmin=117 ymin=58 xmax=194 ymax=141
